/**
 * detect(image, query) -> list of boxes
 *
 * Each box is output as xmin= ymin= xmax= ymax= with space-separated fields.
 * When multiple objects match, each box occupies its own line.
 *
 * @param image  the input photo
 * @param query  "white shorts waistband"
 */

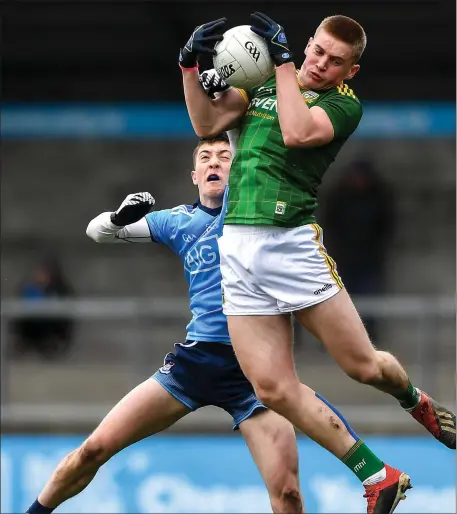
xmin=223 ymin=224 xmax=293 ymax=235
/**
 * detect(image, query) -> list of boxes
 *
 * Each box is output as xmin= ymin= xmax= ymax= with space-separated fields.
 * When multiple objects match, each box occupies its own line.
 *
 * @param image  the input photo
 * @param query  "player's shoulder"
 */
xmin=329 ymin=82 xmax=361 ymax=104
xmin=163 ymin=204 xmax=199 ymax=229
xmin=147 ymin=203 xmax=197 ymax=228
xmin=169 ymin=203 xmax=198 ymax=217
xmin=322 ymin=83 xmax=363 ymax=121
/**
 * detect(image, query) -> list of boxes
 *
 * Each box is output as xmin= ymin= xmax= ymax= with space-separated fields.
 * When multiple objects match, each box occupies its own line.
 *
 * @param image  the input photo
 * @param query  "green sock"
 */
xmin=393 ymin=380 xmax=420 ymax=409
xmin=342 ymin=440 xmax=385 ymax=483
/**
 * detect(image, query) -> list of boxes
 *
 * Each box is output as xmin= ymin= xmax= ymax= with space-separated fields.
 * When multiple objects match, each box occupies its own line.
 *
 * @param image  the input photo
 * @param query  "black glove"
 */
xmin=179 ymin=18 xmax=227 ymax=69
xmin=199 ymin=68 xmax=230 ymax=98
xmin=250 ymin=12 xmax=293 ymax=66
xmin=110 ymin=192 xmax=155 ymax=227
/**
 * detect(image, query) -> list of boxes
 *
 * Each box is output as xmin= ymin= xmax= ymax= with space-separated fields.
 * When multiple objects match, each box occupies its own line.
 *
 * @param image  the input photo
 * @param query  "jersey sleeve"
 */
xmin=145 ymin=210 xmax=175 ymax=249
xmin=317 ymin=86 xmax=363 ymax=139
xmin=234 ymin=83 xmax=260 ymax=105
xmin=233 ymin=88 xmax=250 ymax=105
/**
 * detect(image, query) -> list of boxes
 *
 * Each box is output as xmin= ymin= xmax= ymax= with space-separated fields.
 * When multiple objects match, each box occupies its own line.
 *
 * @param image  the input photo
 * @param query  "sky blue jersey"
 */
xmin=146 ymin=201 xmax=229 ymax=344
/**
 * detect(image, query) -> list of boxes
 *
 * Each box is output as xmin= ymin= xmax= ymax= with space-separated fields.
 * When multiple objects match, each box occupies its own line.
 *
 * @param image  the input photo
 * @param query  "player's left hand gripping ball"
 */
xmin=179 ymin=18 xmax=227 ymax=69
xmin=199 ymin=69 xmax=230 ymax=98
xmin=110 ymin=192 xmax=155 ymax=227
xmin=250 ymin=12 xmax=293 ymax=66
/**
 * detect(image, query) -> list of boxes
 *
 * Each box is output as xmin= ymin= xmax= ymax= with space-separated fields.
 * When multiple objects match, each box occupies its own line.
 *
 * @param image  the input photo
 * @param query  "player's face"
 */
xmin=300 ymin=29 xmax=360 ymax=89
xmin=191 ymin=142 xmax=232 ymax=198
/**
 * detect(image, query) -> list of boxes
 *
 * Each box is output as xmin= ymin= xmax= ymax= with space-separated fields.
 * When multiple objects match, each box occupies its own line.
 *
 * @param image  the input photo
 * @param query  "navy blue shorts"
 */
xmin=153 ymin=341 xmax=265 ymax=430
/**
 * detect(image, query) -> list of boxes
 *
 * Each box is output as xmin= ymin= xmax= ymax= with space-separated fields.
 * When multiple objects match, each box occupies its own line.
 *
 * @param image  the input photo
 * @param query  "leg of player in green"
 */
xmin=294 ymin=289 xmax=455 ymax=450
xmin=226 ymin=311 xmax=413 ymax=514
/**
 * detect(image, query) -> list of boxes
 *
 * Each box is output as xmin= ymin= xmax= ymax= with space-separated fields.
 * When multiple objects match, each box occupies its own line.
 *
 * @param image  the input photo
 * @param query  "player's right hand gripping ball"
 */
xmin=179 ymin=18 xmax=227 ymax=68
xmin=250 ymin=12 xmax=293 ymax=66
xmin=199 ymin=69 xmax=230 ymax=98
xmin=110 ymin=192 xmax=155 ymax=227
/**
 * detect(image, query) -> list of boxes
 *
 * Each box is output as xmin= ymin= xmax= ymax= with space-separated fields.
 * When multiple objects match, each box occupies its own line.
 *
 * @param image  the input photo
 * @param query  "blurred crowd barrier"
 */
xmin=1 ymin=434 xmax=455 ymax=513
xmin=1 ymin=296 xmax=455 ymax=433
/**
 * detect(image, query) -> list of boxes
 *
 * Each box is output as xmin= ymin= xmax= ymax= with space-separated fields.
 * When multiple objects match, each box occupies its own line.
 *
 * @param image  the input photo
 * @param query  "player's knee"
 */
xmin=255 ymin=378 xmax=297 ymax=412
xmin=78 ymin=436 xmax=112 ymax=468
xmin=270 ymin=482 xmax=302 ymax=513
xmin=254 ymin=380 xmax=282 ymax=409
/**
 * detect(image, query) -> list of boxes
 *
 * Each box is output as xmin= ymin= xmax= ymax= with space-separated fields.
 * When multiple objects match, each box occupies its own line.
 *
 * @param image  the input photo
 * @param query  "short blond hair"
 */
xmin=317 ymin=15 xmax=367 ymax=62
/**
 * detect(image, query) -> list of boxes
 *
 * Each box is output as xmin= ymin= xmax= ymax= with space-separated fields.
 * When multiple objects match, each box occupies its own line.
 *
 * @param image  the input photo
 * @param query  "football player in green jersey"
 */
xmin=180 ymin=13 xmax=455 ymax=514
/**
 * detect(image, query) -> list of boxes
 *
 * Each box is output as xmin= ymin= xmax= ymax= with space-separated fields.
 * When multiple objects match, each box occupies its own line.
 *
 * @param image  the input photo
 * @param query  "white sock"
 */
xmin=362 ymin=467 xmax=387 ymax=486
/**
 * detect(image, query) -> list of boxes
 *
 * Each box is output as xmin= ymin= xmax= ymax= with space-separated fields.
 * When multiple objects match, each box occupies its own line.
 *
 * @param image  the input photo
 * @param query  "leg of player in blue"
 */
xmin=25 ymin=372 xmax=304 ymax=513
xmin=26 ymin=338 xmax=382 ymax=514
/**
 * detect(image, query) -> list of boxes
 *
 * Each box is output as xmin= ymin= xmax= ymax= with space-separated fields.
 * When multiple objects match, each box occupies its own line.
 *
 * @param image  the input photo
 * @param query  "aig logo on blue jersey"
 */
xmin=184 ymin=233 xmax=220 ymax=274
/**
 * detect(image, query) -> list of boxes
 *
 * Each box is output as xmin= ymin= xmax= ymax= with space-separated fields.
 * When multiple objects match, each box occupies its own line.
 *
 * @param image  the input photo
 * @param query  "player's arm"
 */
xmin=249 ymin=12 xmax=334 ymax=148
xmin=86 ymin=193 xmax=155 ymax=243
xmin=277 ymin=65 xmax=363 ymax=147
xmin=179 ymin=20 xmax=248 ymax=137
xmin=198 ymin=69 xmax=242 ymax=152
xmin=275 ymin=64 xmax=335 ymax=148
xmin=183 ymin=73 xmax=248 ymax=138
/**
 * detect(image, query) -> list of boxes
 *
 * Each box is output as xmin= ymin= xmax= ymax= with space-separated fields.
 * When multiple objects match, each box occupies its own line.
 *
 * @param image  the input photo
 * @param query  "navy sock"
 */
xmin=314 ymin=393 xmax=385 ymax=483
xmin=26 ymin=499 xmax=54 ymax=514
xmin=315 ymin=392 xmax=360 ymax=440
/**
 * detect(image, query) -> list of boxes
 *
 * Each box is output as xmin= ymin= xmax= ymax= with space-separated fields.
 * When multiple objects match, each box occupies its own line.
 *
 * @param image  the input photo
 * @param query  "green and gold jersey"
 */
xmin=225 ymin=72 xmax=363 ymax=227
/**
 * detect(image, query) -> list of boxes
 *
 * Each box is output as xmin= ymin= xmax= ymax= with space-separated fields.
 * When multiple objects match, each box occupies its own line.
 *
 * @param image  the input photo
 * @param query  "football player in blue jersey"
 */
xmin=26 ymin=132 xmax=305 ymax=514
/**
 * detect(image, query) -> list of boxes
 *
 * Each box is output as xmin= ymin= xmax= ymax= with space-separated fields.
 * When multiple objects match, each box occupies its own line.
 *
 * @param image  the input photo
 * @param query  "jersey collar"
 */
xmin=193 ymin=199 xmax=222 ymax=217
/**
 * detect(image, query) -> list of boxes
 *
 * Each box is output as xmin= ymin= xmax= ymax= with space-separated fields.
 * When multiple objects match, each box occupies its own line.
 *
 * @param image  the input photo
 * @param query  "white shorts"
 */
xmin=218 ymin=224 xmax=344 ymax=315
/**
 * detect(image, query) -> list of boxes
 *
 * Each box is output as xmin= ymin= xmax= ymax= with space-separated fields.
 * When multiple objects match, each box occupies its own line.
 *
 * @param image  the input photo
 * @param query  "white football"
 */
xmin=213 ymin=25 xmax=274 ymax=89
